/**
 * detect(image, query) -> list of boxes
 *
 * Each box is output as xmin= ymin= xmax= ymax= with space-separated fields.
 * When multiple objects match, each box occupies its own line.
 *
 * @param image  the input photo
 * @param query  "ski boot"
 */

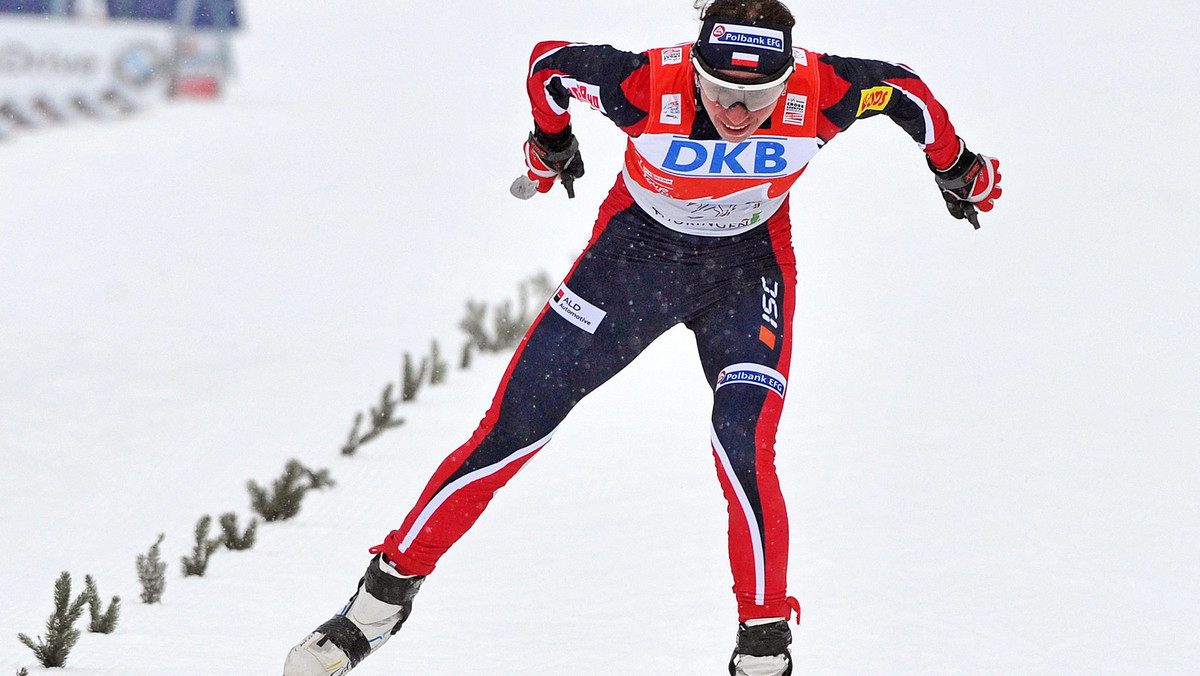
xmin=729 ymin=618 xmax=793 ymax=676
xmin=283 ymin=554 xmax=424 ymax=676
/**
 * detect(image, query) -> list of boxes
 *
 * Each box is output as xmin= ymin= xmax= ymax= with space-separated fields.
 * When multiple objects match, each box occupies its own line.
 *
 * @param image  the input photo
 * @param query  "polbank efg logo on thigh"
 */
xmin=716 ymin=363 xmax=787 ymax=398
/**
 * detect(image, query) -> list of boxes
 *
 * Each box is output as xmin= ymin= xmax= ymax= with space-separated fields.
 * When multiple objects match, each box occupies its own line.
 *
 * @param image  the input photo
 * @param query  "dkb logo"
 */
xmin=661 ymin=138 xmax=789 ymax=177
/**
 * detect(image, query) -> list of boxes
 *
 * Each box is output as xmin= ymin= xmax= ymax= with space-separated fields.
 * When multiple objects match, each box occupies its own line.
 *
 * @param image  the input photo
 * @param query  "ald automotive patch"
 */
xmin=551 ymin=283 xmax=607 ymax=334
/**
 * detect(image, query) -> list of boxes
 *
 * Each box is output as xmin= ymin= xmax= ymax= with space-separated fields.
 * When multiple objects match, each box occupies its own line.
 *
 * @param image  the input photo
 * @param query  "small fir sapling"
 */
xmin=343 ymin=383 xmax=406 ymax=456
xmin=219 ymin=512 xmax=258 ymax=550
xmin=402 ymin=352 xmax=428 ymax=402
xmin=17 ymin=572 xmax=88 ymax=668
xmin=460 ymin=340 xmax=474 ymax=370
xmin=136 ymin=534 xmax=167 ymax=603
xmin=365 ymin=383 xmax=404 ymax=437
xmin=248 ymin=459 xmax=335 ymax=522
xmin=181 ymin=515 xmax=224 ymax=577
xmin=83 ymin=574 xmax=120 ymax=633
xmin=307 ymin=464 xmax=335 ymax=490
xmin=341 ymin=411 xmax=365 ymax=456
xmin=459 ymin=300 xmax=491 ymax=352
xmin=491 ymin=299 xmax=523 ymax=350
xmin=430 ymin=339 xmax=449 ymax=385
xmin=17 ymin=667 xmax=30 ymax=676
xmin=248 ymin=465 xmax=304 ymax=522
xmin=370 ymin=385 xmax=406 ymax=442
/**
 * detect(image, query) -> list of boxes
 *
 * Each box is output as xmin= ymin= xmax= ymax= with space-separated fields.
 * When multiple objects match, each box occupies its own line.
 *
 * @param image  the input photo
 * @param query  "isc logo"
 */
xmin=661 ymin=138 xmax=789 ymax=176
xmin=856 ymin=86 xmax=893 ymax=117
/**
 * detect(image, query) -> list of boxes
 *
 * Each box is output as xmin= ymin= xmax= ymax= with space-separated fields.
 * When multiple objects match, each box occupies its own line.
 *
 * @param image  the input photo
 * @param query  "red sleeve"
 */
xmin=814 ymin=54 xmax=960 ymax=170
xmin=527 ymin=41 xmax=652 ymax=137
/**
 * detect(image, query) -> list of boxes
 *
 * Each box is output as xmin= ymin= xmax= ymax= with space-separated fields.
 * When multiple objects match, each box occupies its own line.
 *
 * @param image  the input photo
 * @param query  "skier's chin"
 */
xmin=715 ymin=125 xmax=753 ymax=144
xmin=709 ymin=105 xmax=774 ymax=143
xmin=716 ymin=122 xmax=757 ymax=143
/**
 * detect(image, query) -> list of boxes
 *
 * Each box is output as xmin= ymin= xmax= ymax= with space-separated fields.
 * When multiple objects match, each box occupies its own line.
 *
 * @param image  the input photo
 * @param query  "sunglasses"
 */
xmin=692 ymin=54 xmax=793 ymax=111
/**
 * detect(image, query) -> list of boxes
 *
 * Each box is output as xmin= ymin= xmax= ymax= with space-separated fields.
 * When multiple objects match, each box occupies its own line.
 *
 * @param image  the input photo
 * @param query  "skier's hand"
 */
xmin=930 ymin=139 xmax=1001 ymax=229
xmin=519 ymin=125 xmax=585 ymax=198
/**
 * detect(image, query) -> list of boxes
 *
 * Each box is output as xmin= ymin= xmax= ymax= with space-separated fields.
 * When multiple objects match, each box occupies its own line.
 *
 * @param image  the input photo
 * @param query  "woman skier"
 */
xmin=284 ymin=1 xmax=1001 ymax=674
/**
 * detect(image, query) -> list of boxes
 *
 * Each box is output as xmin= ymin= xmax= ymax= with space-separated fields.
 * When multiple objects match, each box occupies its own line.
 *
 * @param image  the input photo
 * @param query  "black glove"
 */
xmin=522 ymin=125 xmax=585 ymax=198
xmin=929 ymin=140 xmax=1002 ymax=229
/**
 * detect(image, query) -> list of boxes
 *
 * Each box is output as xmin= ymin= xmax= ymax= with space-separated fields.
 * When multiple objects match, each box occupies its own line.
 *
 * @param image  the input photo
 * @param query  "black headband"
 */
xmin=694 ymin=17 xmax=794 ymax=82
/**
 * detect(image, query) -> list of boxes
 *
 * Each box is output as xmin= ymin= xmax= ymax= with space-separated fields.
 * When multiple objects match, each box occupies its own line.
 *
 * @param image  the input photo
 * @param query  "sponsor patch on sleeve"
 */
xmin=554 ymin=76 xmax=607 ymax=113
xmin=550 ymin=283 xmax=607 ymax=334
xmin=661 ymin=47 xmax=683 ymax=65
xmin=856 ymin=86 xmax=894 ymax=117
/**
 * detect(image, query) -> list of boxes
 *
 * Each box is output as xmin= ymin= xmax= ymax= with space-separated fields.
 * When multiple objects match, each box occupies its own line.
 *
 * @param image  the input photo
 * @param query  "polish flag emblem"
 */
xmin=731 ymin=52 xmax=759 ymax=68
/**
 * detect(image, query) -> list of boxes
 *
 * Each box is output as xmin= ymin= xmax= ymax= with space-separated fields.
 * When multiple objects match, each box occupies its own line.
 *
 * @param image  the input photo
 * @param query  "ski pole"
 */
xmin=964 ymin=203 xmax=981 ymax=230
xmin=509 ymin=174 xmax=576 ymax=200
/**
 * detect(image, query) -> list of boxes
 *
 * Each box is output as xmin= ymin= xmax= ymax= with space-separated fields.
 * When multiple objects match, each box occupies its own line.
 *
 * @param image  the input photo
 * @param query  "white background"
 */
xmin=2 ymin=1 xmax=1197 ymax=673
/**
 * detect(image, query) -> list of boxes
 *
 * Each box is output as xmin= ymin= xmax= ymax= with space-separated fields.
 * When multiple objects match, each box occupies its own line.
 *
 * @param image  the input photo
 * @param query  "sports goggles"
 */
xmin=691 ymin=54 xmax=792 ymax=111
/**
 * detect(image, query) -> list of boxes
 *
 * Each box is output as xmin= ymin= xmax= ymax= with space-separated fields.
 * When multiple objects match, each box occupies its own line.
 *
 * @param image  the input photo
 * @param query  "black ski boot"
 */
xmin=283 ymin=554 xmax=424 ymax=676
xmin=728 ymin=618 xmax=793 ymax=676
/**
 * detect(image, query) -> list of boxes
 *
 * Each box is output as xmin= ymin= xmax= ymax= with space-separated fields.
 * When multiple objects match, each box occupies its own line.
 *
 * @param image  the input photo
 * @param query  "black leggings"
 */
xmin=374 ymin=177 xmax=799 ymax=621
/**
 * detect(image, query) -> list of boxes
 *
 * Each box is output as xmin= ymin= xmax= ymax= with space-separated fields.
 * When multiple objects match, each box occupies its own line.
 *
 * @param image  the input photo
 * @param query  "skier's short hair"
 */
xmin=694 ymin=0 xmax=795 ymax=28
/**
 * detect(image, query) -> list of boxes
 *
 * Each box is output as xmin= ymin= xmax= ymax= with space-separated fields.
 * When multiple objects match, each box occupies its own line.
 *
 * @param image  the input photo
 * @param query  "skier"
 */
xmin=284 ymin=1 xmax=1001 ymax=674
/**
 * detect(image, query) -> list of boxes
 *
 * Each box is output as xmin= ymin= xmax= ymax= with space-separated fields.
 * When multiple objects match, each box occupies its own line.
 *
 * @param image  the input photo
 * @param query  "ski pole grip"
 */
xmin=510 ymin=175 xmax=538 ymax=200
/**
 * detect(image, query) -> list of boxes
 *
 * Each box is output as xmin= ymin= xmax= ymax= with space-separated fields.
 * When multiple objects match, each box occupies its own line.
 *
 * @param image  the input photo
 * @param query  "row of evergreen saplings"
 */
xmin=14 ymin=272 xmax=553 ymax=672
xmin=13 ymin=460 xmax=337 ymax=669
xmin=339 ymin=270 xmax=552 ymax=456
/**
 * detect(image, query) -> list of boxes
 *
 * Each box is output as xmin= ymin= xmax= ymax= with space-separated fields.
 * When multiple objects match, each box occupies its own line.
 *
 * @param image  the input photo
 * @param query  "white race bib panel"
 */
xmin=622 ymin=44 xmax=822 ymax=237
xmin=621 ymin=172 xmax=786 ymax=236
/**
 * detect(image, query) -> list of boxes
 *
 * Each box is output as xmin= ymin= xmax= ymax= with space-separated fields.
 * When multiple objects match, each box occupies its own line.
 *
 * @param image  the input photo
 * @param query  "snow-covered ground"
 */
xmin=3 ymin=1 xmax=1198 ymax=674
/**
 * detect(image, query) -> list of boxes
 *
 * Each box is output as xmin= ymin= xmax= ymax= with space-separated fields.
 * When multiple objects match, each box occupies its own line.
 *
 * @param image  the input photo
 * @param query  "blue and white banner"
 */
xmin=0 ymin=1 xmax=240 ymax=29
xmin=715 ymin=362 xmax=787 ymax=398
xmin=1 ymin=16 xmax=172 ymax=113
xmin=1 ymin=2 xmax=239 ymax=132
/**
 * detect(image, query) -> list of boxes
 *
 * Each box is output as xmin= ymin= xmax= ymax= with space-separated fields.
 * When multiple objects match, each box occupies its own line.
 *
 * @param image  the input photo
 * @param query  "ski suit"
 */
xmin=372 ymin=40 xmax=960 ymax=622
